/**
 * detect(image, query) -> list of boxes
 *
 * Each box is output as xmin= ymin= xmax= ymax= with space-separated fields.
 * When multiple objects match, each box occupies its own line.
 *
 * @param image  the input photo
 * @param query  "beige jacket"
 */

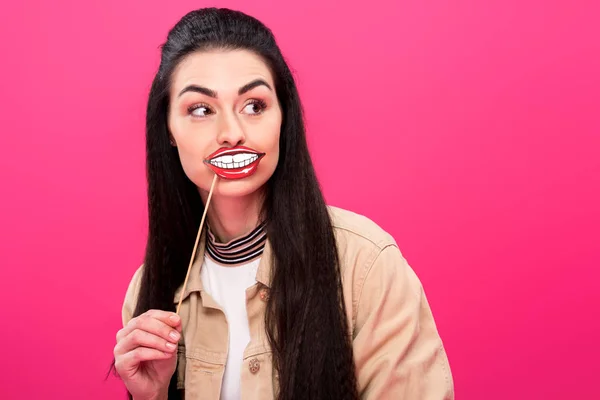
xmin=122 ymin=206 xmax=454 ymax=399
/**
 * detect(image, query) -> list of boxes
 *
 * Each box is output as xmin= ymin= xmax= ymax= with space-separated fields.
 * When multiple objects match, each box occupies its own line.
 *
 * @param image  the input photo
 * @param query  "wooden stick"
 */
xmin=176 ymin=173 xmax=218 ymax=315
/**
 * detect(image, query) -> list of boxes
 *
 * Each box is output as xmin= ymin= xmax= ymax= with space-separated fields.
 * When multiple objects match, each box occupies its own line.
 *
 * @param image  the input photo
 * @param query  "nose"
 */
xmin=217 ymin=112 xmax=246 ymax=147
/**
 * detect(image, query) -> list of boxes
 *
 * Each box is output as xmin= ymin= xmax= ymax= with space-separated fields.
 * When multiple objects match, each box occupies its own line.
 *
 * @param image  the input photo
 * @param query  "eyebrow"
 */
xmin=177 ymin=79 xmax=273 ymax=98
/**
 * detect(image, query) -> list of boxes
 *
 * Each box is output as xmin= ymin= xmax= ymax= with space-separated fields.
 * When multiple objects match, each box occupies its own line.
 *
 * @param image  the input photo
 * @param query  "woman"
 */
xmin=113 ymin=7 xmax=454 ymax=400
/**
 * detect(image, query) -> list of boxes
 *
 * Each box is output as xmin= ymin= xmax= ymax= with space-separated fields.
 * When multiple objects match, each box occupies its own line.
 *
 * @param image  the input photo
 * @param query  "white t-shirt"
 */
xmin=200 ymin=255 xmax=261 ymax=400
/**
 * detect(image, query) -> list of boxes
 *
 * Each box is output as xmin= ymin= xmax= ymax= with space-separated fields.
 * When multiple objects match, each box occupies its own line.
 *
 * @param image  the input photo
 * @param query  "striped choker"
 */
xmin=206 ymin=223 xmax=267 ymax=265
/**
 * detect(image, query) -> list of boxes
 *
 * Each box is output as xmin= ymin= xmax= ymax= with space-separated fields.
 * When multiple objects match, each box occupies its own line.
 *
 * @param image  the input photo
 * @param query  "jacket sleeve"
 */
xmin=121 ymin=265 xmax=144 ymax=327
xmin=353 ymin=245 xmax=454 ymax=400
xmin=119 ymin=265 xmax=187 ymax=392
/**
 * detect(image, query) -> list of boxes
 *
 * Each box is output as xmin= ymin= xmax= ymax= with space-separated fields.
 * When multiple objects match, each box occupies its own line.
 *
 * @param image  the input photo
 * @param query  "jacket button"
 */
xmin=249 ymin=358 xmax=260 ymax=374
xmin=259 ymin=288 xmax=269 ymax=302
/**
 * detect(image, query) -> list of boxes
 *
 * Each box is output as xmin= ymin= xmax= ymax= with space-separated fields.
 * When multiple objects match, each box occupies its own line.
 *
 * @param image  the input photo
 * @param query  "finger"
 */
xmin=115 ymin=329 xmax=178 ymax=356
xmin=146 ymin=309 xmax=182 ymax=329
xmin=115 ymin=346 xmax=174 ymax=375
xmin=118 ymin=311 xmax=181 ymax=343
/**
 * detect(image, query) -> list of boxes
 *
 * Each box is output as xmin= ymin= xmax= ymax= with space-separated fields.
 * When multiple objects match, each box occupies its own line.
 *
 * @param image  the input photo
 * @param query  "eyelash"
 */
xmin=246 ymin=99 xmax=267 ymax=115
xmin=187 ymin=103 xmax=214 ymax=117
xmin=186 ymin=99 xmax=268 ymax=117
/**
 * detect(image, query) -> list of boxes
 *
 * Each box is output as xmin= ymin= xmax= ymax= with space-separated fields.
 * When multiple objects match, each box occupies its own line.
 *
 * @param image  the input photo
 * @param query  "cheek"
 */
xmin=263 ymin=112 xmax=282 ymax=152
xmin=173 ymin=130 xmax=214 ymax=189
xmin=178 ymin=148 xmax=204 ymax=178
xmin=262 ymin=119 xmax=281 ymax=170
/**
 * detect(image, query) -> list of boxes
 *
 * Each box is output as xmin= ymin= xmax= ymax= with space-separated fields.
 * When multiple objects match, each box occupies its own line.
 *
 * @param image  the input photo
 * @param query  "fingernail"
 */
xmin=169 ymin=331 xmax=180 ymax=341
xmin=169 ymin=314 xmax=180 ymax=323
xmin=166 ymin=342 xmax=176 ymax=349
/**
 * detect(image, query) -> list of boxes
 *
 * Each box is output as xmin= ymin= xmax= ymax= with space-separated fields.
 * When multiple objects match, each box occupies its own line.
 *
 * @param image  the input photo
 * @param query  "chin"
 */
xmin=216 ymin=179 xmax=265 ymax=198
xmin=196 ymin=171 xmax=272 ymax=199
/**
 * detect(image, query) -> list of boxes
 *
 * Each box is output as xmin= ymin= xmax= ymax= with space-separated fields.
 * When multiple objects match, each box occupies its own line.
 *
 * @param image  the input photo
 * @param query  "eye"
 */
xmin=188 ymin=104 xmax=214 ymax=118
xmin=242 ymin=99 xmax=267 ymax=115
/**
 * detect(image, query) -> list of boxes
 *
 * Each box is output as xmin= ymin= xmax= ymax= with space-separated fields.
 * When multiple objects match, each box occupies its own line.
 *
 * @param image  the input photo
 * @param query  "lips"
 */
xmin=203 ymin=146 xmax=266 ymax=180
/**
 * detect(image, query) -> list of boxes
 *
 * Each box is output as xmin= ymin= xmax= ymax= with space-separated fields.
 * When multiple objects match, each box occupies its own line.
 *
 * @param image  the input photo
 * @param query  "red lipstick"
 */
xmin=203 ymin=146 xmax=266 ymax=180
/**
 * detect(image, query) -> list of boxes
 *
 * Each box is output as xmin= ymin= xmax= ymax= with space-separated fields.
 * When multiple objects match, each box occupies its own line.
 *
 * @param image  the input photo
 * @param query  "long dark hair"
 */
xmin=124 ymin=8 xmax=358 ymax=399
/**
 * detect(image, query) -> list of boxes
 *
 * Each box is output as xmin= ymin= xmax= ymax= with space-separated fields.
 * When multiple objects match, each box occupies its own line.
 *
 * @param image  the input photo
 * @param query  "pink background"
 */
xmin=1 ymin=1 xmax=598 ymax=399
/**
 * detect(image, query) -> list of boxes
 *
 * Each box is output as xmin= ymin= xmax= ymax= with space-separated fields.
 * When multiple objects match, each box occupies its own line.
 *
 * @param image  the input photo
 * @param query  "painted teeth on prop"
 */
xmin=203 ymin=146 xmax=266 ymax=180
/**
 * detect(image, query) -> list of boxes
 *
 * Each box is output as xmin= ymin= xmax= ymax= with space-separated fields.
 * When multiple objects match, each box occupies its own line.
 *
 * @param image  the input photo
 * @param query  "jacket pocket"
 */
xmin=184 ymin=347 xmax=225 ymax=400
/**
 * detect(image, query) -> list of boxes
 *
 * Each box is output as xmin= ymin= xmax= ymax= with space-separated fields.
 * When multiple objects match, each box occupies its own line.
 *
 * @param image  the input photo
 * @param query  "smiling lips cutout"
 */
xmin=204 ymin=146 xmax=266 ymax=180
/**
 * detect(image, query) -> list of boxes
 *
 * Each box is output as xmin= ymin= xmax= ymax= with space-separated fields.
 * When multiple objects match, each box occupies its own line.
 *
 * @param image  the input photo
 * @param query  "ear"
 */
xmin=167 ymin=117 xmax=177 ymax=146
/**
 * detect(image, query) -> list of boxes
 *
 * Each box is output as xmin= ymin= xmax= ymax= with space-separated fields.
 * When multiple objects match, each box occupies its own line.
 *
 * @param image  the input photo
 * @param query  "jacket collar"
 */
xmin=173 ymin=227 xmax=272 ymax=304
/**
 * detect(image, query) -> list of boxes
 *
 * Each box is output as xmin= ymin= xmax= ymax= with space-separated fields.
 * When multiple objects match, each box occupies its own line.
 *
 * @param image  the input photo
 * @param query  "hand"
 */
xmin=114 ymin=310 xmax=182 ymax=400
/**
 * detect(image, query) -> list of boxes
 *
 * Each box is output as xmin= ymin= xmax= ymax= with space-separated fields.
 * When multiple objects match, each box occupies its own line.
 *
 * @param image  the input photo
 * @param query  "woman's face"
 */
xmin=168 ymin=49 xmax=282 ymax=198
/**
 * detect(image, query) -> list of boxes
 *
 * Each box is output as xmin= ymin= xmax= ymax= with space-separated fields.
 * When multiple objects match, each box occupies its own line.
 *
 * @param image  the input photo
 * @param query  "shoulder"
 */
xmin=327 ymin=205 xmax=397 ymax=251
xmin=327 ymin=205 xmax=411 ymax=322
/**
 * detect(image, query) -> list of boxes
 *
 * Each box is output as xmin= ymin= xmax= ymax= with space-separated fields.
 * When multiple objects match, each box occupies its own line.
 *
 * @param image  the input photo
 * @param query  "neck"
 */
xmin=200 ymin=188 xmax=264 ymax=243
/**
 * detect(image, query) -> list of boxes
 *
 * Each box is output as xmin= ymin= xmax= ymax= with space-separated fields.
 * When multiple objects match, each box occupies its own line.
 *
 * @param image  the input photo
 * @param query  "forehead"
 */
xmin=170 ymin=49 xmax=275 ymax=94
